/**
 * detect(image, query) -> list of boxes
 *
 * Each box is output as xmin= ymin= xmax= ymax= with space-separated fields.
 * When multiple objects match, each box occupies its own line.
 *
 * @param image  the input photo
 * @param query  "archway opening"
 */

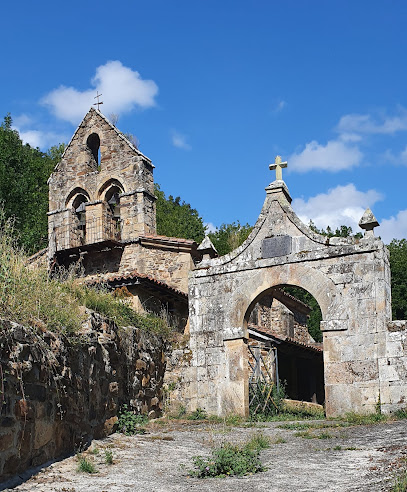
xmin=244 ymin=285 xmax=324 ymax=416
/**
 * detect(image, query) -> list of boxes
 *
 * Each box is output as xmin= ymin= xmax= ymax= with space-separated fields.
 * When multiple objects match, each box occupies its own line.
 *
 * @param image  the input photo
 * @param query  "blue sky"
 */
xmin=2 ymin=1 xmax=407 ymax=242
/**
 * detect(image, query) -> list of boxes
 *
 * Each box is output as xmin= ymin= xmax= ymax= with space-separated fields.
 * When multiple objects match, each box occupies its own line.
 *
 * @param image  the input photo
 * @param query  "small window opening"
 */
xmin=86 ymin=133 xmax=101 ymax=169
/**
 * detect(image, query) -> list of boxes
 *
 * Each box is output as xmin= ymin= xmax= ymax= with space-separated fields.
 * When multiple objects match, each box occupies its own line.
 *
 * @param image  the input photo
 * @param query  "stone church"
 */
xmin=44 ymin=108 xmax=407 ymax=418
xmin=44 ymin=108 xmax=323 ymax=409
xmin=47 ymin=108 xmax=202 ymax=331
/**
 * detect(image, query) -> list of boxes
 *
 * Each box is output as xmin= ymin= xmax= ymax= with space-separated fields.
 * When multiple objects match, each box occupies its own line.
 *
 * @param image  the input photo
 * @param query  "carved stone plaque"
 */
xmin=262 ymin=236 xmax=292 ymax=258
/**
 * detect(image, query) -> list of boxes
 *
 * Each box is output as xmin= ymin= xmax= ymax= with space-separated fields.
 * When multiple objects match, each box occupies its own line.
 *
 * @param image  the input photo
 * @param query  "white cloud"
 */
xmin=204 ymin=222 xmax=217 ymax=234
xmin=42 ymin=61 xmax=158 ymax=124
xmin=171 ymin=130 xmax=191 ymax=150
xmin=14 ymin=127 xmax=68 ymax=149
xmin=383 ymin=146 xmax=407 ymax=166
xmin=379 ymin=210 xmax=407 ymax=243
xmin=292 ymin=184 xmax=383 ymax=232
xmin=13 ymin=114 xmax=32 ymax=127
xmin=273 ymin=100 xmax=286 ymax=113
xmin=337 ymin=108 xmax=407 ymax=135
xmin=289 ymin=139 xmax=363 ymax=172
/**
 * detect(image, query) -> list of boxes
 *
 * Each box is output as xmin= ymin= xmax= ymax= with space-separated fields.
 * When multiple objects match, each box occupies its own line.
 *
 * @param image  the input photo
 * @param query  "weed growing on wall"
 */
xmin=190 ymin=434 xmax=270 ymax=478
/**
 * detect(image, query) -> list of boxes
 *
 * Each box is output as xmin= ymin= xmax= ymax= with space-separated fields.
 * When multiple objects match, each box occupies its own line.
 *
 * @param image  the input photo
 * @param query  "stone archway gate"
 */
xmin=186 ymin=177 xmax=407 ymax=418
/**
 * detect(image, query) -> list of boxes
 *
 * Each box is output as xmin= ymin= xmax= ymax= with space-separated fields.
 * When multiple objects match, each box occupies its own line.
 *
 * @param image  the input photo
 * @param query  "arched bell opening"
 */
xmin=71 ymin=193 xmax=89 ymax=242
xmin=104 ymin=185 xmax=123 ymax=238
xmin=244 ymin=285 xmax=325 ymax=417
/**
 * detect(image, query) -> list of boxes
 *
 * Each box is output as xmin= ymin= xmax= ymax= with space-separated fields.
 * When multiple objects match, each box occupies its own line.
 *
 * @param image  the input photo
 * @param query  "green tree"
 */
xmin=154 ymin=183 xmax=206 ymax=243
xmin=0 ymin=115 xmax=62 ymax=253
xmin=208 ymin=221 xmax=253 ymax=256
xmin=387 ymin=239 xmax=407 ymax=320
xmin=282 ymin=286 xmax=323 ymax=342
xmin=308 ymin=220 xmax=362 ymax=239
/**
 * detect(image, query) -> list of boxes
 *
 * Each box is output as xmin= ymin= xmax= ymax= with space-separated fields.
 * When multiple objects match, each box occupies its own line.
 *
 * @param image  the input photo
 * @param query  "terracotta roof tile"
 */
xmin=248 ymin=323 xmax=323 ymax=353
xmin=87 ymin=270 xmax=187 ymax=298
xmin=139 ymin=233 xmax=196 ymax=245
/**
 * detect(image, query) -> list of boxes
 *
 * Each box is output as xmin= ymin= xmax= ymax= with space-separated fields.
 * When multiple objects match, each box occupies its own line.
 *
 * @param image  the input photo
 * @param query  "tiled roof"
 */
xmin=87 ymin=270 xmax=187 ymax=298
xmin=272 ymin=287 xmax=311 ymax=312
xmin=248 ymin=324 xmax=323 ymax=353
xmin=139 ymin=233 xmax=197 ymax=246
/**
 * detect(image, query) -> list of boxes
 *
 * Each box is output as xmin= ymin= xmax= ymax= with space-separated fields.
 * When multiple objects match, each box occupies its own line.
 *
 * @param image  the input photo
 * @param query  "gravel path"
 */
xmin=2 ymin=419 xmax=406 ymax=492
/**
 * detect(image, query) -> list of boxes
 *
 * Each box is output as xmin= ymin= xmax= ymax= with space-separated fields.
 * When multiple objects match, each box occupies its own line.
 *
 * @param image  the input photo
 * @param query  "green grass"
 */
xmin=318 ymin=431 xmax=333 ymax=439
xmin=278 ymin=422 xmax=348 ymax=431
xmin=391 ymin=469 xmax=407 ymax=492
xmin=187 ymin=408 xmax=208 ymax=420
xmin=394 ymin=408 xmax=407 ymax=420
xmin=77 ymin=454 xmax=97 ymax=474
xmin=104 ymin=449 xmax=114 ymax=465
xmin=294 ymin=430 xmax=313 ymax=439
xmin=250 ymin=410 xmax=325 ymax=422
xmin=342 ymin=412 xmax=387 ymax=425
xmin=190 ymin=434 xmax=270 ymax=478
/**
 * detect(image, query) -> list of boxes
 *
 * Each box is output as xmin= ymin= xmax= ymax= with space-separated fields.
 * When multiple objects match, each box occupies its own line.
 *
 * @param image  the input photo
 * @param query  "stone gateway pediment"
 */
xmin=187 ymin=170 xmax=404 ymax=418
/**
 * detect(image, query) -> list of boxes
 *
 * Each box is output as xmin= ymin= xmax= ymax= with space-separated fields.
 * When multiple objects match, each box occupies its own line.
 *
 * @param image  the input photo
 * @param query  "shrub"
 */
xmin=117 ymin=404 xmax=149 ymax=435
xmin=190 ymin=434 xmax=269 ymax=478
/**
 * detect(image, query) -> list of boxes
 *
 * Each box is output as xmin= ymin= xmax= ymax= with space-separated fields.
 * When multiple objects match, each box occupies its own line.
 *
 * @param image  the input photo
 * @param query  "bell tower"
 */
xmin=48 ymin=108 xmax=156 ymax=264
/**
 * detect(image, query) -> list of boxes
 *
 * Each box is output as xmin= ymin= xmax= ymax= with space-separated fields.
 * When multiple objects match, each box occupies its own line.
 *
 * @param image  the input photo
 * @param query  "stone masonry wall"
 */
xmin=120 ymin=243 xmax=194 ymax=293
xmin=379 ymin=321 xmax=407 ymax=413
xmin=0 ymin=313 xmax=167 ymax=483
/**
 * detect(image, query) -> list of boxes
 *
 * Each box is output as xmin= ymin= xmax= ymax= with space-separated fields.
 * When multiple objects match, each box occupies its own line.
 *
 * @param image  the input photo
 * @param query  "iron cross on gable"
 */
xmin=93 ymin=91 xmax=103 ymax=111
xmin=269 ymin=155 xmax=287 ymax=181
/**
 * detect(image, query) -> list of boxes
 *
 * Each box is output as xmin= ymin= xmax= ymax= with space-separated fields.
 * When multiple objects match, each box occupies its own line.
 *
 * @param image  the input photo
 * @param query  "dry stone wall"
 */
xmin=0 ymin=313 xmax=167 ymax=483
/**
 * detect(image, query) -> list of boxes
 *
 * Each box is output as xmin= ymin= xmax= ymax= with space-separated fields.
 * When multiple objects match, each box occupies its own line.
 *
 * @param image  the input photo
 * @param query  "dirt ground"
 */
xmin=1 ymin=418 xmax=406 ymax=492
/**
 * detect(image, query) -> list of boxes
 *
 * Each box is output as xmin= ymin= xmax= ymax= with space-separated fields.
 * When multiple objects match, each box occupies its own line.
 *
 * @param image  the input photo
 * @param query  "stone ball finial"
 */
xmin=359 ymin=208 xmax=380 ymax=237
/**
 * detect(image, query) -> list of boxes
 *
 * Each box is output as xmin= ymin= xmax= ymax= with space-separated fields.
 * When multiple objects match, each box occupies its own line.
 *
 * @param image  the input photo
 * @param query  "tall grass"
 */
xmin=0 ymin=215 xmax=84 ymax=334
xmin=0 ymin=213 xmax=171 ymax=336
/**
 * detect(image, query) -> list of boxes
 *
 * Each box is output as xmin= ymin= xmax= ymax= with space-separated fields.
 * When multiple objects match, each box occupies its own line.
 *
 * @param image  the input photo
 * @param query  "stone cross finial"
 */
xmin=93 ymin=91 xmax=103 ymax=111
xmin=269 ymin=155 xmax=287 ymax=181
